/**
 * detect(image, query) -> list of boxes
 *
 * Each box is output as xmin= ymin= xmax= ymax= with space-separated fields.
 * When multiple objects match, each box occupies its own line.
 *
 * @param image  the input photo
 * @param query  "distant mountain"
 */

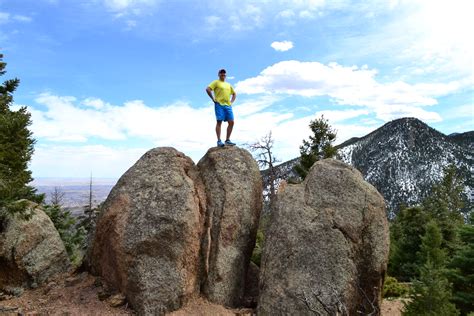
xmin=448 ymin=131 xmax=474 ymax=151
xmin=264 ymin=117 xmax=473 ymax=218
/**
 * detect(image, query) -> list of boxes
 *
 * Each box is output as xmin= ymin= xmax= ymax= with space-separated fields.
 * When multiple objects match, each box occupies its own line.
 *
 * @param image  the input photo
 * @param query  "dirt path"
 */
xmin=0 ymin=272 xmax=132 ymax=315
xmin=0 ymin=271 xmax=404 ymax=315
xmin=381 ymin=298 xmax=406 ymax=316
xmin=0 ymin=271 xmax=253 ymax=315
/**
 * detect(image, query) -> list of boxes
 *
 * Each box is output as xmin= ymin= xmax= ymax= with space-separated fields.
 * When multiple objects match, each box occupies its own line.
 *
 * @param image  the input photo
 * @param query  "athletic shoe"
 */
xmin=217 ymin=140 xmax=225 ymax=147
xmin=225 ymin=139 xmax=236 ymax=146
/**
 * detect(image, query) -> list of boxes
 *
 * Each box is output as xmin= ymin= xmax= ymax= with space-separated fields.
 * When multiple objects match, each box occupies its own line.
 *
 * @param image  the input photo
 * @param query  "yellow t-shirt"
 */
xmin=208 ymin=79 xmax=235 ymax=106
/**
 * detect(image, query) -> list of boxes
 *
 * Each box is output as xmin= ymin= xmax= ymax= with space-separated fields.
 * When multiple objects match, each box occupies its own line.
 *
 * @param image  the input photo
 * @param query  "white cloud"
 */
xmin=124 ymin=19 xmax=137 ymax=29
xmin=298 ymin=10 xmax=314 ymax=18
xmin=235 ymin=60 xmax=461 ymax=122
xmin=276 ymin=9 xmax=295 ymax=19
xmin=204 ymin=15 xmax=222 ymax=31
xmin=31 ymin=144 xmax=147 ymax=178
xmin=26 ymin=92 xmax=378 ymax=177
xmin=0 ymin=12 xmax=32 ymax=24
xmin=100 ymin=0 xmax=159 ymax=18
xmin=27 ymin=93 xmax=287 ymax=148
xmin=82 ymin=97 xmax=107 ymax=109
xmin=228 ymin=4 xmax=263 ymax=31
xmin=13 ymin=15 xmax=32 ymax=22
xmin=102 ymin=0 xmax=157 ymax=11
xmin=314 ymin=108 xmax=371 ymax=122
xmin=333 ymin=0 xmax=474 ymax=80
xmin=0 ymin=12 xmax=8 ymax=24
xmin=271 ymin=40 xmax=294 ymax=52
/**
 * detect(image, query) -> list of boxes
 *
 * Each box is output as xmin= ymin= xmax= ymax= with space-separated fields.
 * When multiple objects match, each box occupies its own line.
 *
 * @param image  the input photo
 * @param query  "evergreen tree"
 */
xmin=422 ymin=164 xmax=466 ymax=256
xmin=294 ymin=115 xmax=337 ymax=179
xmin=403 ymin=221 xmax=459 ymax=316
xmin=390 ymin=165 xmax=468 ymax=281
xmin=0 ymin=53 xmax=43 ymax=220
xmin=389 ymin=206 xmax=430 ymax=281
xmin=43 ymin=203 xmax=85 ymax=263
xmin=448 ymin=216 xmax=474 ymax=315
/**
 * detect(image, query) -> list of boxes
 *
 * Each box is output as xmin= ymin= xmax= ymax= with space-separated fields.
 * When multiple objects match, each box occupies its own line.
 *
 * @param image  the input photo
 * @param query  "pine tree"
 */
xmin=294 ymin=115 xmax=337 ymax=179
xmin=43 ymin=203 xmax=85 ymax=262
xmin=422 ymin=164 xmax=466 ymax=256
xmin=403 ymin=221 xmax=459 ymax=316
xmin=388 ymin=206 xmax=430 ymax=281
xmin=0 ymin=53 xmax=43 ymax=221
xmin=447 ymin=217 xmax=474 ymax=315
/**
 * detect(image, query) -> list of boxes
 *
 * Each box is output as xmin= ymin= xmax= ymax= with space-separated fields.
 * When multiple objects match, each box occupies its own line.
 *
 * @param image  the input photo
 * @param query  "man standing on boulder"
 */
xmin=206 ymin=69 xmax=237 ymax=147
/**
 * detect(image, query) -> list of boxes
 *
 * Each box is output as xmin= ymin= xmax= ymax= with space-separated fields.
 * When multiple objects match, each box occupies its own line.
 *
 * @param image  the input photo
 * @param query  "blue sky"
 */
xmin=1 ymin=0 xmax=473 ymax=178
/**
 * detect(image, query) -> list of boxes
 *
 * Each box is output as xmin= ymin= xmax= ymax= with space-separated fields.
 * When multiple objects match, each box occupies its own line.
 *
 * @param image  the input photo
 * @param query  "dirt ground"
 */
xmin=0 ymin=271 xmax=253 ymax=316
xmin=0 ymin=271 xmax=132 ymax=315
xmin=381 ymin=298 xmax=407 ymax=316
xmin=0 ymin=271 xmax=404 ymax=315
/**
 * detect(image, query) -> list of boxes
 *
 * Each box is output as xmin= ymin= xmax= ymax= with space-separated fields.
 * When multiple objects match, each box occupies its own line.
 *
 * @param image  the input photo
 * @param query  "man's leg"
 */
xmin=226 ymin=120 xmax=234 ymax=141
xmin=216 ymin=120 xmax=222 ymax=140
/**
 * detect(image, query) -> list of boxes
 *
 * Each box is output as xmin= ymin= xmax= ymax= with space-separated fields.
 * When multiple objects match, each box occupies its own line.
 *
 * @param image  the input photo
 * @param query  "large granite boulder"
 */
xmin=87 ymin=148 xmax=207 ymax=315
xmin=0 ymin=204 xmax=70 ymax=290
xmin=258 ymin=158 xmax=390 ymax=315
xmin=198 ymin=146 xmax=262 ymax=307
xmin=87 ymin=146 xmax=262 ymax=314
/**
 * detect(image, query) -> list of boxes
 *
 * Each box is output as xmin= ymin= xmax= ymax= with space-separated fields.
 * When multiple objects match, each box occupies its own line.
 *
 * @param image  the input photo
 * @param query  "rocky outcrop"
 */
xmin=0 ymin=204 xmax=70 ymax=290
xmin=258 ymin=158 xmax=390 ymax=315
xmin=87 ymin=146 xmax=262 ymax=315
xmin=87 ymin=147 xmax=207 ymax=315
xmin=198 ymin=147 xmax=262 ymax=307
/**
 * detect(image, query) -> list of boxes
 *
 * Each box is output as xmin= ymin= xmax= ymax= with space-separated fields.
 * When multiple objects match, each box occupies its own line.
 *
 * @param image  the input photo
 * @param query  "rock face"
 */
xmin=0 ymin=205 xmax=70 ymax=290
xmin=87 ymin=146 xmax=262 ymax=314
xmin=88 ymin=147 xmax=207 ymax=315
xmin=198 ymin=147 xmax=262 ymax=307
xmin=258 ymin=158 xmax=390 ymax=315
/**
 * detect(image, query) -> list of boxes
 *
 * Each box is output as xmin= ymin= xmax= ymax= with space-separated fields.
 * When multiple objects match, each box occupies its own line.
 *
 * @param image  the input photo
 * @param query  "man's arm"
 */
xmin=206 ymin=87 xmax=216 ymax=103
xmin=230 ymin=91 xmax=236 ymax=104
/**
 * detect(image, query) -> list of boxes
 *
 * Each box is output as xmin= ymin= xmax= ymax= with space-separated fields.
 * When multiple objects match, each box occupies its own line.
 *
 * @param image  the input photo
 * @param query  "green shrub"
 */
xmin=383 ymin=276 xmax=410 ymax=298
xmin=251 ymin=229 xmax=264 ymax=266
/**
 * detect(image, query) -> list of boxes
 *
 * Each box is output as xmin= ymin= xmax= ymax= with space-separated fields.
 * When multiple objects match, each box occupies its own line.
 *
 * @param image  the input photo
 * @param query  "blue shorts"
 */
xmin=214 ymin=102 xmax=234 ymax=122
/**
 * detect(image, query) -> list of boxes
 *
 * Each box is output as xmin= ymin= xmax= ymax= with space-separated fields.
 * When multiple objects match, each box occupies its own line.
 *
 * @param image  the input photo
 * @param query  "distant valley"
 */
xmin=32 ymin=178 xmax=117 ymax=217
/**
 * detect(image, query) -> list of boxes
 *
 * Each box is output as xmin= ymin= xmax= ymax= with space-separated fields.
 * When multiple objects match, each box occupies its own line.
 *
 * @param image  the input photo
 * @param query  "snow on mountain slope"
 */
xmin=264 ymin=117 xmax=473 ymax=218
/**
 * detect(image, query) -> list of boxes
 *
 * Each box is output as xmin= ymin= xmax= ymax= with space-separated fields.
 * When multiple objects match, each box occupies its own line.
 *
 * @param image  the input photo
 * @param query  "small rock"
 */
xmin=64 ymin=276 xmax=81 ymax=287
xmin=42 ymin=281 xmax=57 ymax=295
xmin=233 ymin=309 xmax=254 ymax=316
xmin=93 ymin=277 xmax=102 ymax=288
xmin=38 ymin=298 xmax=48 ymax=305
xmin=107 ymin=293 xmax=126 ymax=307
xmin=30 ymin=282 xmax=38 ymax=289
xmin=0 ymin=305 xmax=19 ymax=312
xmin=0 ymin=291 xmax=12 ymax=301
xmin=2 ymin=286 xmax=23 ymax=297
xmin=98 ymin=290 xmax=111 ymax=301
xmin=26 ymin=311 xmax=40 ymax=316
